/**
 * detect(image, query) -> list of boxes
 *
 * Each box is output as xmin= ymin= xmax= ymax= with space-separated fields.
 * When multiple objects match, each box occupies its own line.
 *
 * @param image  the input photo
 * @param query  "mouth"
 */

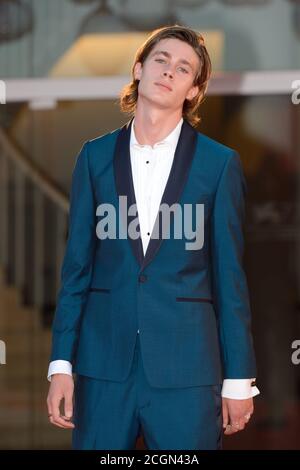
xmin=154 ymin=82 xmax=172 ymax=92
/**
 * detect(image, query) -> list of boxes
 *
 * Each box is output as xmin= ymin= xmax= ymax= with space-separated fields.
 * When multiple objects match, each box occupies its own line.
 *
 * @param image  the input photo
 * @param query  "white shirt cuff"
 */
xmin=221 ymin=378 xmax=260 ymax=399
xmin=47 ymin=360 xmax=73 ymax=382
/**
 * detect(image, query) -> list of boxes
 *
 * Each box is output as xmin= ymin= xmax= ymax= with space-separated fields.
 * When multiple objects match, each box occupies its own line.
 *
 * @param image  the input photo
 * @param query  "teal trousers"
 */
xmin=72 ymin=333 xmax=222 ymax=450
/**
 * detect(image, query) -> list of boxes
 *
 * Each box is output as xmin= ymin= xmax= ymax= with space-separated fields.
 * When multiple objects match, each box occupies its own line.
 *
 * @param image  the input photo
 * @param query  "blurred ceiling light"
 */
xmin=49 ymin=32 xmax=150 ymax=76
xmin=49 ymin=26 xmax=224 ymax=77
xmin=0 ymin=0 xmax=33 ymax=42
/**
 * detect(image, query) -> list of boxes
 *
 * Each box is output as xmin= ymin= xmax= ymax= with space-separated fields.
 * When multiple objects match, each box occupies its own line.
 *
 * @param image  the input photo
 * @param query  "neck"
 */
xmin=133 ymin=100 xmax=182 ymax=147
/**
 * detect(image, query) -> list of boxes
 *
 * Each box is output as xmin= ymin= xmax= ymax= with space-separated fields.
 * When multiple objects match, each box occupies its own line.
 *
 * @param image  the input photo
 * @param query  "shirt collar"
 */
xmin=130 ymin=117 xmax=183 ymax=150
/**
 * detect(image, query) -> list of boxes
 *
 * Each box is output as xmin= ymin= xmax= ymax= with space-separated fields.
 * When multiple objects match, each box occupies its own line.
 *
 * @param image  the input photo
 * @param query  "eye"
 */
xmin=178 ymin=67 xmax=189 ymax=74
xmin=155 ymin=58 xmax=165 ymax=63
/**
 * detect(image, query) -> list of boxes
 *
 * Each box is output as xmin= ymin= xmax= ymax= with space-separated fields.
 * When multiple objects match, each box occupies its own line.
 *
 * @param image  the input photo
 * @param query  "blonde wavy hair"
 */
xmin=119 ymin=24 xmax=212 ymax=128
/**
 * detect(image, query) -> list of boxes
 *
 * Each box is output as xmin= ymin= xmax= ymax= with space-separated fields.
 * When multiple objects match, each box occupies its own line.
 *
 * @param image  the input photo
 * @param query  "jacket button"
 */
xmin=138 ymin=274 xmax=148 ymax=283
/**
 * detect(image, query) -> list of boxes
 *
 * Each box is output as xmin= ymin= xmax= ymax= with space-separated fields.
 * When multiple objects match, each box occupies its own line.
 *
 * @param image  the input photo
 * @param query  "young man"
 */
xmin=47 ymin=25 xmax=259 ymax=450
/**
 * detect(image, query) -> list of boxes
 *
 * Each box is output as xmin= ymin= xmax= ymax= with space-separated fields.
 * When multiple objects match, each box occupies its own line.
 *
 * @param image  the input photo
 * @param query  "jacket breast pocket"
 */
xmin=176 ymin=296 xmax=214 ymax=304
xmin=89 ymin=287 xmax=110 ymax=293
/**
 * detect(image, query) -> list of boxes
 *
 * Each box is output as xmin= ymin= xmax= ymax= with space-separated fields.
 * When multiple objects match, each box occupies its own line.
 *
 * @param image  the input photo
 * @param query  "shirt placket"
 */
xmin=144 ymin=146 xmax=156 ymax=250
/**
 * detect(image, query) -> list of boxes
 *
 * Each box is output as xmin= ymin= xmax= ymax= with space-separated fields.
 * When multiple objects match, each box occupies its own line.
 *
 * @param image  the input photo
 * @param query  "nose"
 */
xmin=163 ymin=70 xmax=173 ymax=80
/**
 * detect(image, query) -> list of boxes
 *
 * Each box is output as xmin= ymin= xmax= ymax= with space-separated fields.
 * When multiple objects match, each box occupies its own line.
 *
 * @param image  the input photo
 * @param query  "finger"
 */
xmin=49 ymin=416 xmax=68 ymax=429
xmin=52 ymin=414 xmax=75 ymax=428
xmin=51 ymin=397 xmax=75 ymax=429
xmin=229 ymin=425 xmax=240 ymax=434
xmin=225 ymin=419 xmax=244 ymax=435
xmin=50 ymin=397 xmax=61 ymax=423
xmin=224 ymin=425 xmax=231 ymax=435
xmin=47 ymin=398 xmax=52 ymax=420
xmin=244 ymin=412 xmax=251 ymax=423
xmin=52 ymin=416 xmax=74 ymax=429
xmin=234 ymin=417 xmax=247 ymax=432
xmin=237 ymin=420 xmax=246 ymax=431
xmin=224 ymin=424 xmax=238 ymax=435
xmin=222 ymin=400 xmax=229 ymax=429
xmin=63 ymin=393 xmax=74 ymax=420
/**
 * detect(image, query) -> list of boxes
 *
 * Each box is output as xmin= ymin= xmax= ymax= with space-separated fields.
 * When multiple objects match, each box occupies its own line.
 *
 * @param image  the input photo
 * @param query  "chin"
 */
xmin=148 ymin=93 xmax=172 ymax=106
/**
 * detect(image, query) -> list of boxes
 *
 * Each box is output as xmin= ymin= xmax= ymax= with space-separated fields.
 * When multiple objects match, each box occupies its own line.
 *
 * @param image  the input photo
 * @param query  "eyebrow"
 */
xmin=151 ymin=50 xmax=194 ymax=71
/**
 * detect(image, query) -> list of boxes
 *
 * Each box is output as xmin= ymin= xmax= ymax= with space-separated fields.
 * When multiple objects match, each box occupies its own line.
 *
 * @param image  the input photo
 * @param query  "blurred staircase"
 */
xmin=0 ymin=127 xmax=72 ymax=449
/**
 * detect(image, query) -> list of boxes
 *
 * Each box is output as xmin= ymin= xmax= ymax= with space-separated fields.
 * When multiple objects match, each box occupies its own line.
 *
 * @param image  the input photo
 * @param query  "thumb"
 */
xmin=222 ymin=398 xmax=229 ymax=429
xmin=64 ymin=394 xmax=73 ymax=419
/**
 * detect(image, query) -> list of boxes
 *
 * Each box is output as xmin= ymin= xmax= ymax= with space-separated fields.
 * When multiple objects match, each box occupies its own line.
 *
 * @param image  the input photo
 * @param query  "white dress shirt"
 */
xmin=48 ymin=117 xmax=260 ymax=399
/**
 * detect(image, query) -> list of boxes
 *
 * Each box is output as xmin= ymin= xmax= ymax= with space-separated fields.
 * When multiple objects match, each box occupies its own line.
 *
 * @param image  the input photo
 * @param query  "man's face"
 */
xmin=133 ymin=38 xmax=200 ymax=112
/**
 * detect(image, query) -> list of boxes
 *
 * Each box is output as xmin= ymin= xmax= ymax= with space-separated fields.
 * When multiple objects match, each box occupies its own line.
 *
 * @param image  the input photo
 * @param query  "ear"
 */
xmin=186 ymin=84 xmax=199 ymax=102
xmin=133 ymin=62 xmax=142 ymax=81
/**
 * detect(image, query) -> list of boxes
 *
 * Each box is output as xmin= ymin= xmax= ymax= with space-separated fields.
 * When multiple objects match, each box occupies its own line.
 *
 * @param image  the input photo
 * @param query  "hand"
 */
xmin=222 ymin=397 xmax=253 ymax=435
xmin=47 ymin=374 xmax=75 ymax=429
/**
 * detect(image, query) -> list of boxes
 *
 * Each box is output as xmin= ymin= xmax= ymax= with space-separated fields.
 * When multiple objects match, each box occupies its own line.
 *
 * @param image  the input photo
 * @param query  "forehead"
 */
xmin=150 ymin=38 xmax=199 ymax=65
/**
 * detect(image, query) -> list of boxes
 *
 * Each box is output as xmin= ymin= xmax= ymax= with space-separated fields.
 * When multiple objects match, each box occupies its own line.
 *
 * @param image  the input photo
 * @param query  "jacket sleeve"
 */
xmin=210 ymin=150 xmax=257 ymax=379
xmin=50 ymin=141 xmax=96 ymax=364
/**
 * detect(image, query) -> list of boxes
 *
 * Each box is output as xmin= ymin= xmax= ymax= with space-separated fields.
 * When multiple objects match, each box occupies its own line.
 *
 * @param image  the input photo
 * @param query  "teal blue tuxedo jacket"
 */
xmin=50 ymin=118 xmax=257 ymax=388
